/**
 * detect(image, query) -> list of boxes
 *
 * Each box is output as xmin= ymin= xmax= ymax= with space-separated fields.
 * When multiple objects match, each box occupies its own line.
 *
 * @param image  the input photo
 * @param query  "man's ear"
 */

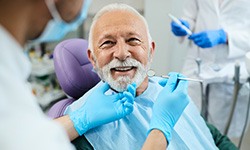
xmin=149 ymin=41 xmax=155 ymax=62
xmin=87 ymin=49 xmax=96 ymax=67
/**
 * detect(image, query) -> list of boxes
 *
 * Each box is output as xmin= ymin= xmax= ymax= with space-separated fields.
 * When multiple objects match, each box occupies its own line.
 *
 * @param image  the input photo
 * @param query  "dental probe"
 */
xmin=147 ymin=69 xmax=203 ymax=83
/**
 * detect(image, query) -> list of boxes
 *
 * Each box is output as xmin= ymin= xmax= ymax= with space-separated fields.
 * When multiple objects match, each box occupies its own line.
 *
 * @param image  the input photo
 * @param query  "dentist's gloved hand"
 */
xmin=171 ymin=19 xmax=190 ymax=36
xmin=148 ymin=72 xmax=190 ymax=143
xmin=69 ymin=82 xmax=136 ymax=136
xmin=188 ymin=29 xmax=227 ymax=48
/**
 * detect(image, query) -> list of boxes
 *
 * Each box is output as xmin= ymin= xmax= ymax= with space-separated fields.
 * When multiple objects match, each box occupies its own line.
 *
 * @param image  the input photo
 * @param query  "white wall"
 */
xmin=144 ymin=0 xmax=188 ymax=75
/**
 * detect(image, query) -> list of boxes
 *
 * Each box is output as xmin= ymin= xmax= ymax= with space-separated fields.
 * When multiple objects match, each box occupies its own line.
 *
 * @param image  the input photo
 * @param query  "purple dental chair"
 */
xmin=47 ymin=38 xmax=100 ymax=119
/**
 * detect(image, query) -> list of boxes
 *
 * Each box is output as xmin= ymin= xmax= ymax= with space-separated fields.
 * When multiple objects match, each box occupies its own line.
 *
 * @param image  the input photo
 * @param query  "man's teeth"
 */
xmin=114 ymin=67 xmax=133 ymax=71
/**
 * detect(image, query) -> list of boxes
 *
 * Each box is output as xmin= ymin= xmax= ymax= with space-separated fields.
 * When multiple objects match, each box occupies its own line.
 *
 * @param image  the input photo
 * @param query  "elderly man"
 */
xmin=65 ymin=3 xmax=220 ymax=150
xmin=0 ymin=0 xmax=191 ymax=149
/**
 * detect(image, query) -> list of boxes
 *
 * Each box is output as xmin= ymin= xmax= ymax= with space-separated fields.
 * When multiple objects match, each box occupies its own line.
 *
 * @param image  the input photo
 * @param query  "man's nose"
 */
xmin=113 ymin=42 xmax=131 ymax=61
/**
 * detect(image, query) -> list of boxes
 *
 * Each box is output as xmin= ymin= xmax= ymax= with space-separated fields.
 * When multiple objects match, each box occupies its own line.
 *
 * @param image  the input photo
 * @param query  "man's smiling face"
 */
xmin=88 ymin=10 xmax=154 ymax=92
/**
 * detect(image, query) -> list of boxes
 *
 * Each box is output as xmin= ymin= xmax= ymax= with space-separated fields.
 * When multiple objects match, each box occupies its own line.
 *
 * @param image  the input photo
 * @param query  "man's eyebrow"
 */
xmin=97 ymin=32 xmax=142 ymax=44
xmin=97 ymin=34 xmax=114 ymax=44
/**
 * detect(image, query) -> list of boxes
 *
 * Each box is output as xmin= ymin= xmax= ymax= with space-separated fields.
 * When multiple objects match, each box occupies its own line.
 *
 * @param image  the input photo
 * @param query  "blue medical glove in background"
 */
xmin=188 ymin=29 xmax=227 ymax=48
xmin=148 ymin=72 xmax=190 ymax=143
xmin=69 ymin=82 xmax=136 ymax=136
xmin=171 ymin=19 xmax=190 ymax=36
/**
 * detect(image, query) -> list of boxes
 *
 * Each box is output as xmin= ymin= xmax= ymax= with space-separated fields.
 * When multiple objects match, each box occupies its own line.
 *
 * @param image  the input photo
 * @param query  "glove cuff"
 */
xmin=219 ymin=29 xmax=227 ymax=44
xmin=147 ymin=127 xmax=172 ymax=143
xmin=69 ymin=110 xmax=89 ymax=136
xmin=148 ymin=118 xmax=173 ymax=143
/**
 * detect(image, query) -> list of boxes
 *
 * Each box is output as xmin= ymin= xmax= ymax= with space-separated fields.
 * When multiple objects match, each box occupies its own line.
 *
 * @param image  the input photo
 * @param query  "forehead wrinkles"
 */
xmin=93 ymin=10 xmax=147 ymax=39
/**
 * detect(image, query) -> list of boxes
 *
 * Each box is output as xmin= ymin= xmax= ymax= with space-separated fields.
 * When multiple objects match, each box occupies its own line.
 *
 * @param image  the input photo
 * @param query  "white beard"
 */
xmin=95 ymin=58 xmax=150 ymax=92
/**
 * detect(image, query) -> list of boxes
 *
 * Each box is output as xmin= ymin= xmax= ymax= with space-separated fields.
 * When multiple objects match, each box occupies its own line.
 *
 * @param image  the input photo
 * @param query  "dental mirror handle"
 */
xmin=161 ymin=75 xmax=203 ymax=83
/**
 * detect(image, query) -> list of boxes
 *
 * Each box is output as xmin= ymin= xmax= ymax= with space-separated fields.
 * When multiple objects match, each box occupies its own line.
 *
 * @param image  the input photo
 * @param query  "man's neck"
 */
xmin=136 ymin=77 xmax=149 ymax=96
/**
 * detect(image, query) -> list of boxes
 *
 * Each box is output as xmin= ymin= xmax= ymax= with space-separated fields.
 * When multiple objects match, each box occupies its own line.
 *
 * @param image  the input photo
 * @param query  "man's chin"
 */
xmin=106 ymin=77 xmax=132 ymax=92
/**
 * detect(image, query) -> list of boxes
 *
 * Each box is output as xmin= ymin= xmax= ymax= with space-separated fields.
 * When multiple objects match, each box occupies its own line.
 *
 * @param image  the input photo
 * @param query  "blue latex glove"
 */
xmin=148 ymin=72 xmax=190 ymax=143
xmin=188 ymin=29 xmax=227 ymax=48
xmin=171 ymin=19 xmax=190 ymax=36
xmin=69 ymin=82 xmax=136 ymax=135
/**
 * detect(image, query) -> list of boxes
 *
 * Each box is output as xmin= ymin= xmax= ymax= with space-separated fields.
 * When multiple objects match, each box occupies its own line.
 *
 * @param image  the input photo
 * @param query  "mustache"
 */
xmin=106 ymin=58 xmax=141 ymax=69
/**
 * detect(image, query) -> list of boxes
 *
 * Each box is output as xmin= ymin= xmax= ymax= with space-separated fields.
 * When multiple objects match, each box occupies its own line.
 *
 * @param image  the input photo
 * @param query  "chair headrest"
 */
xmin=53 ymin=38 xmax=100 ymax=99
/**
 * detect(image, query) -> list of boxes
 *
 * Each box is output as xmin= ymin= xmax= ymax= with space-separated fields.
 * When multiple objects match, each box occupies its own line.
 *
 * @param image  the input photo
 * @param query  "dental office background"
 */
xmin=28 ymin=0 xmax=249 ymax=149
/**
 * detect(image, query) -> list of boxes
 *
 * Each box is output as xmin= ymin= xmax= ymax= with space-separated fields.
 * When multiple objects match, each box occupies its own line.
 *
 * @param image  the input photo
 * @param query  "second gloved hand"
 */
xmin=188 ymin=29 xmax=227 ymax=48
xmin=69 ymin=82 xmax=136 ymax=136
xmin=148 ymin=72 xmax=190 ymax=143
xmin=171 ymin=19 xmax=190 ymax=36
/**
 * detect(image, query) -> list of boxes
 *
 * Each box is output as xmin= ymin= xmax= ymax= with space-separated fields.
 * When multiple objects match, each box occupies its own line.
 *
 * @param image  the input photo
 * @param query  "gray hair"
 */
xmin=88 ymin=3 xmax=152 ymax=52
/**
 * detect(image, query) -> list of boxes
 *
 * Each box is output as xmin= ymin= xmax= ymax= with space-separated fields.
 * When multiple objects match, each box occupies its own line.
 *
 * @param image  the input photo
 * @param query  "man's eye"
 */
xmin=100 ymin=41 xmax=115 ymax=48
xmin=127 ymin=38 xmax=141 ymax=45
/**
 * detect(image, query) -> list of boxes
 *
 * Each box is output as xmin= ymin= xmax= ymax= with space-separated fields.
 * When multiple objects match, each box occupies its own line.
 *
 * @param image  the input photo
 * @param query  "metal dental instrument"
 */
xmin=147 ymin=69 xmax=203 ymax=83
xmin=224 ymin=62 xmax=242 ymax=135
xmin=195 ymin=48 xmax=202 ymax=76
xmin=168 ymin=13 xmax=192 ymax=35
xmin=148 ymin=70 xmax=207 ymax=119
